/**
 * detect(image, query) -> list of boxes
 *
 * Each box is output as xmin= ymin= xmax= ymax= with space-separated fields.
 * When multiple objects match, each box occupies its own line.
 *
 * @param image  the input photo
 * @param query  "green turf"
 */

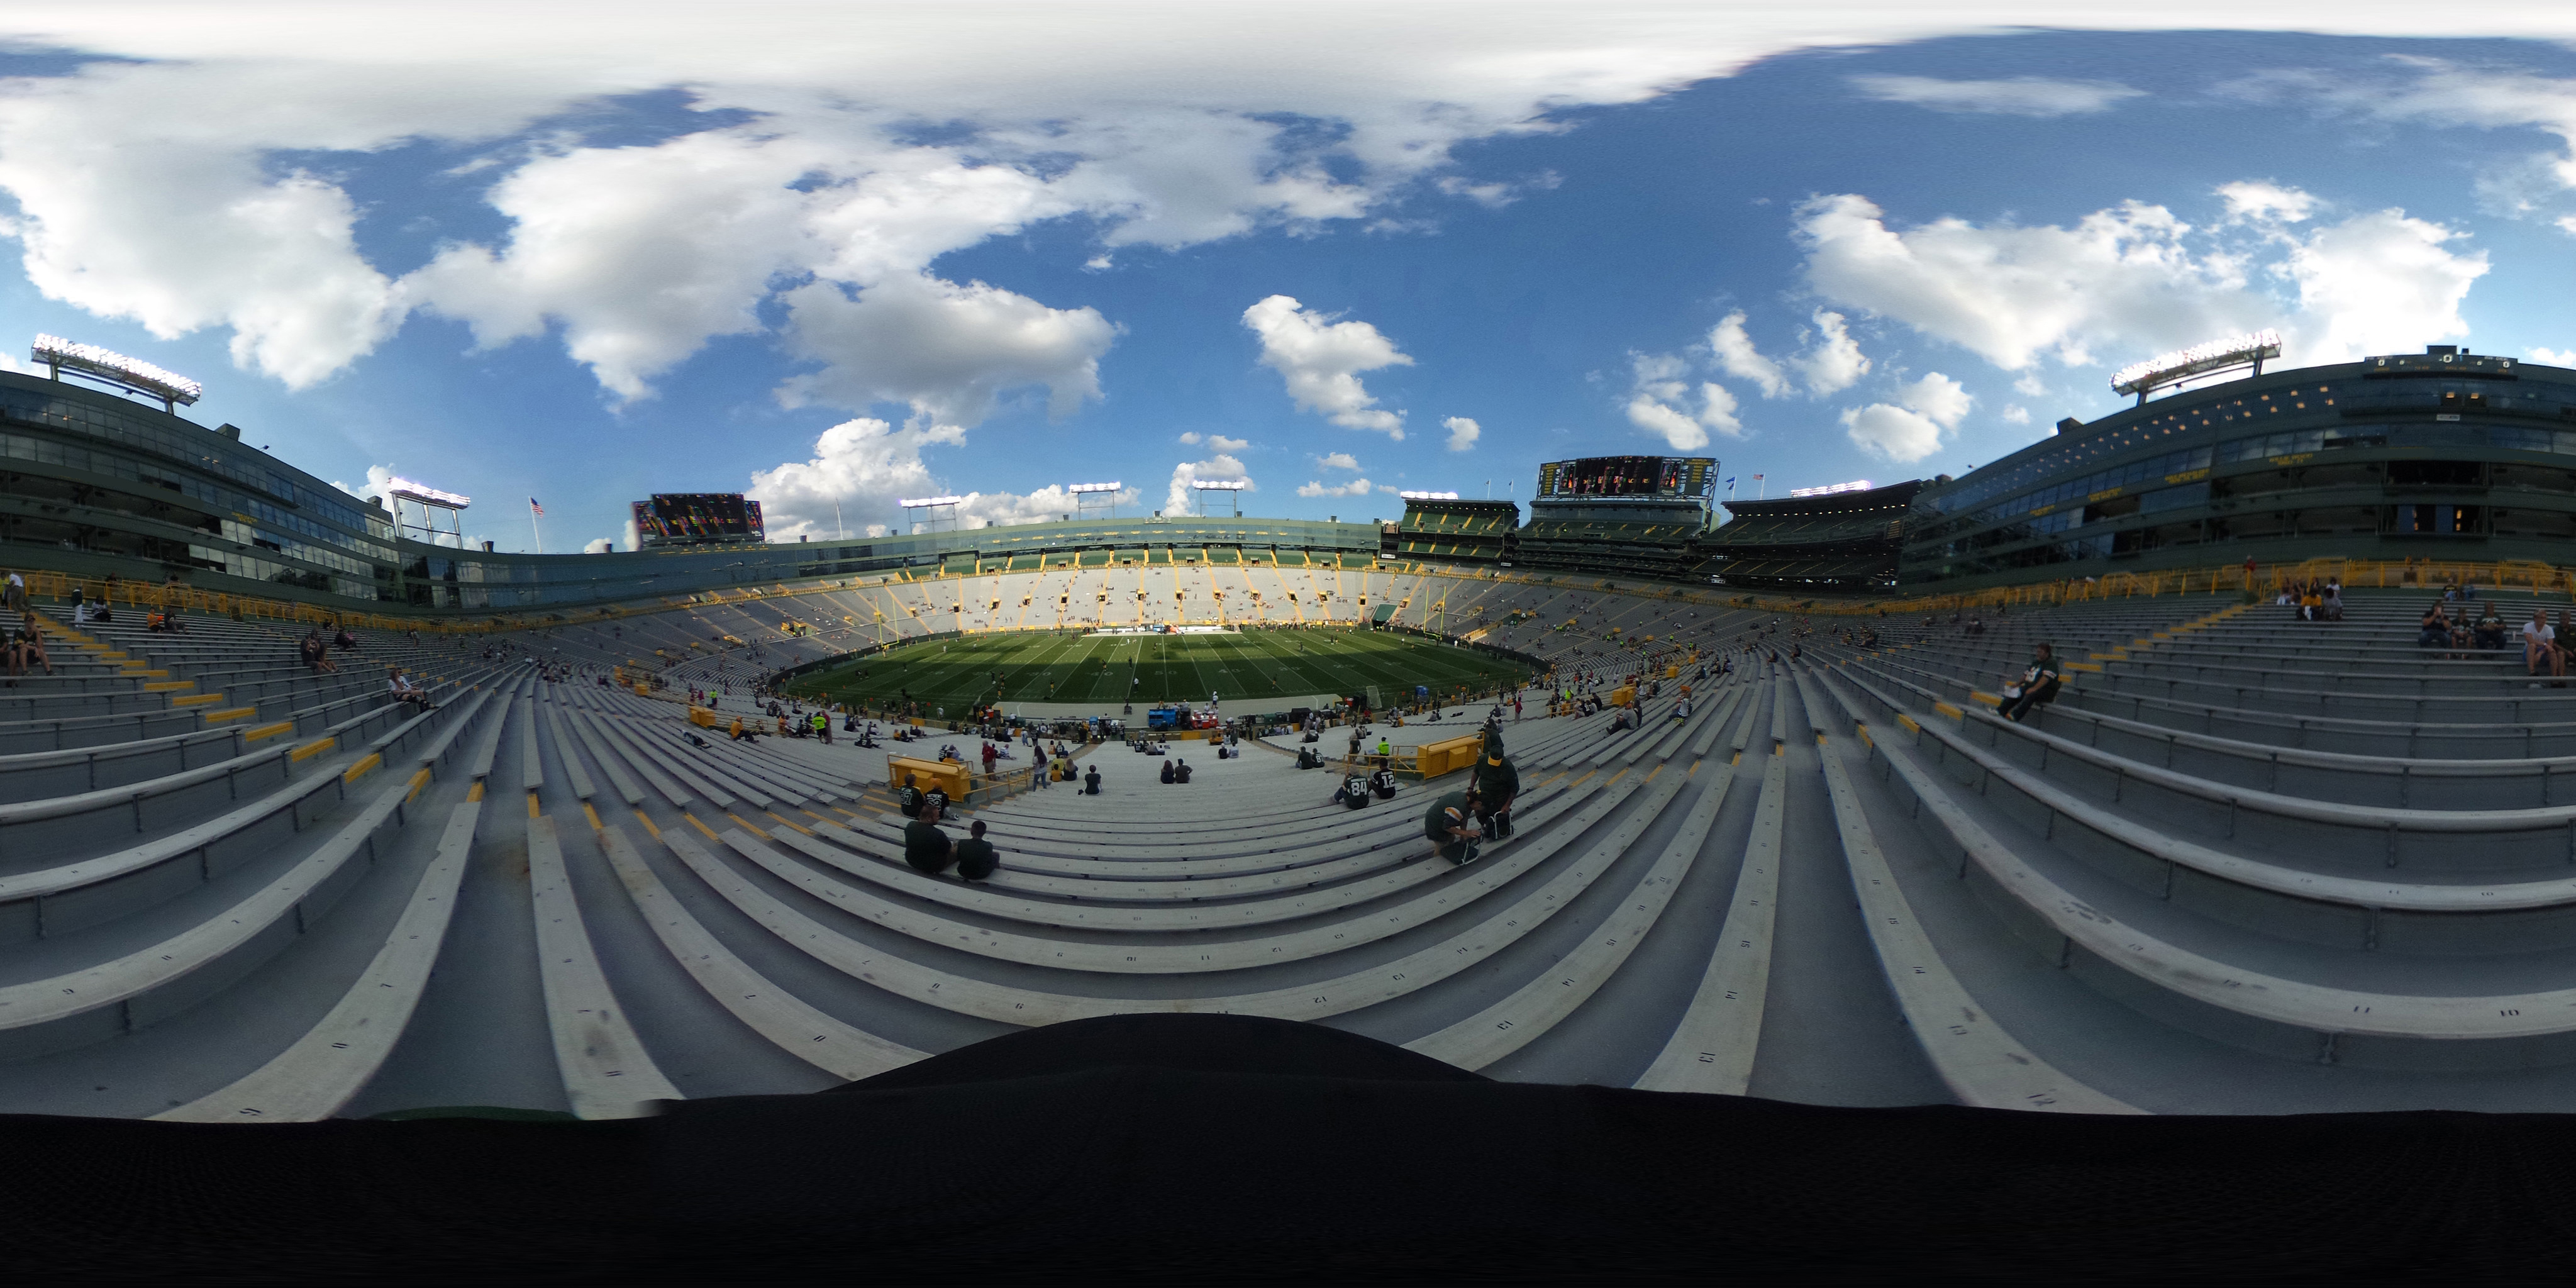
xmin=788 ymin=626 xmax=1533 ymax=712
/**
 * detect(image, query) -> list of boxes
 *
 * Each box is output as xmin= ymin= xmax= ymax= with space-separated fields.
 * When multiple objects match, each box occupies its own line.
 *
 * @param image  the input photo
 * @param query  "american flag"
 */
xmin=530 ymin=497 xmax=545 ymax=516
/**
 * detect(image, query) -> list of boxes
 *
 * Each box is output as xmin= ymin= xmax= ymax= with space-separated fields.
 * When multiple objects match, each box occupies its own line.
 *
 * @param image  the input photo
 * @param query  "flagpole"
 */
xmin=530 ymin=502 xmax=543 ymax=554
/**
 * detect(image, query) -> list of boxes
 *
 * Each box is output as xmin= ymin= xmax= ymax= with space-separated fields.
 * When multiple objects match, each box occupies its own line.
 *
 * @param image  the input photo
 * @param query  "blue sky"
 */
xmin=4 ymin=6 xmax=2576 ymax=550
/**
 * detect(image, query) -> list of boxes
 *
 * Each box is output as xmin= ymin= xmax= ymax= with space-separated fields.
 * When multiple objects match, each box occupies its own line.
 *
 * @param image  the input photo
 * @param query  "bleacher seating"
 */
xmin=14 ymin=562 xmax=2576 ymax=1124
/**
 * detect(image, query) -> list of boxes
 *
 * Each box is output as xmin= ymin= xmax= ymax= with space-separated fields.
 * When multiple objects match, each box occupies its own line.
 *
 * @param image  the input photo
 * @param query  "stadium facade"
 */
xmin=1901 ymin=345 xmax=2576 ymax=591
xmin=9 ymin=341 xmax=2560 ymax=618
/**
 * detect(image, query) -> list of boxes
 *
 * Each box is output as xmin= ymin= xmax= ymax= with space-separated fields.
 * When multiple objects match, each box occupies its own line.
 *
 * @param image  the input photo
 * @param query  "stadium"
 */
xmin=19 ymin=328 xmax=2576 ymax=1272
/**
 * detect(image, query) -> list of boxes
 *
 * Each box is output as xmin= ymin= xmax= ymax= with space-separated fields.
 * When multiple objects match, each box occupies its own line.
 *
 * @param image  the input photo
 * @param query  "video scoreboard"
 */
xmin=632 ymin=492 xmax=765 ymax=548
xmin=1534 ymin=456 xmax=1716 ymax=501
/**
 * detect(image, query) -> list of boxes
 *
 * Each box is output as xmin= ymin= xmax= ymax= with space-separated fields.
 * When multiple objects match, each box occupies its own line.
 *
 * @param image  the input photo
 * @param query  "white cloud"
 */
xmin=1297 ymin=476 xmax=1377 ymax=497
xmin=775 ymin=273 xmax=1115 ymax=427
xmin=1206 ymin=434 xmax=1249 ymax=451
xmin=1797 ymin=190 xmax=2488 ymax=373
xmin=1623 ymin=352 xmax=1741 ymax=450
xmin=1849 ymin=74 xmax=2145 ymax=117
xmin=745 ymin=416 xmax=956 ymax=539
xmin=1442 ymin=416 xmax=1480 ymax=452
xmin=1899 ymin=371 xmax=1972 ymax=428
xmin=1241 ymin=294 xmax=1413 ymax=437
xmin=744 ymin=416 xmax=1132 ymax=540
xmin=2531 ymin=347 xmax=2576 ymax=365
xmin=583 ymin=536 xmax=614 ymax=553
xmin=2279 ymin=209 xmax=2487 ymax=362
xmin=1709 ymin=312 xmax=1792 ymax=398
xmin=1840 ymin=404 xmax=1944 ymax=462
xmin=2217 ymin=179 xmax=2318 ymax=224
xmin=1167 ymin=452 xmax=1252 ymax=515
xmin=1178 ymin=431 xmax=1200 ymax=443
xmin=1316 ymin=451 xmax=1361 ymax=471
xmin=1710 ymin=308 xmax=1869 ymax=398
xmin=1838 ymin=370 xmax=1969 ymax=464
xmin=331 ymin=463 xmax=400 ymax=504
xmin=2012 ymin=372 xmax=2048 ymax=396
xmin=2002 ymin=404 xmax=2031 ymax=424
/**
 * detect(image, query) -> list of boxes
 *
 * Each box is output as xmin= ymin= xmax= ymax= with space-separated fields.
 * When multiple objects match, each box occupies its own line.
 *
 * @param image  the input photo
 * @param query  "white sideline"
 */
xmin=526 ymin=814 xmax=683 ymax=1118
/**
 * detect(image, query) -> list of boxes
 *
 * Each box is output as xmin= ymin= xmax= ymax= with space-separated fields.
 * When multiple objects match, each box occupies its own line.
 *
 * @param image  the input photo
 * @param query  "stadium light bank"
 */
xmin=1787 ymin=480 xmax=1874 ymax=499
xmin=1397 ymin=491 xmax=1461 ymax=501
xmin=2109 ymin=329 xmax=2282 ymax=406
xmin=31 ymin=334 xmax=203 ymax=413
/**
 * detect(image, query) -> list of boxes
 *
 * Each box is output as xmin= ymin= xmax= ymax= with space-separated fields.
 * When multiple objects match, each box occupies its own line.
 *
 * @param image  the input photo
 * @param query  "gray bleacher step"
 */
xmin=1633 ymin=746 xmax=1779 ymax=1094
xmin=152 ymin=797 xmax=487 ymax=1123
xmin=1805 ymin=677 xmax=2140 ymax=1114
xmin=525 ymin=814 xmax=682 ymax=1118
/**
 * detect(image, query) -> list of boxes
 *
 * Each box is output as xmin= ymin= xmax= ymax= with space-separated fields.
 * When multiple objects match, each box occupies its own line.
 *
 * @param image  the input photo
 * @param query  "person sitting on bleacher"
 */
xmin=2421 ymin=602 xmax=2455 ymax=650
xmin=1084 ymin=764 xmax=1101 ymax=795
xmin=299 ymin=626 xmax=338 ymax=674
xmin=1333 ymin=769 xmax=1370 ymax=809
xmin=903 ymin=802 xmax=953 ymax=874
xmin=1424 ymin=784 xmax=1484 ymax=866
xmin=1370 ymin=757 xmax=1399 ymax=799
xmin=1174 ymin=757 xmax=1192 ymax=784
xmin=1159 ymin=759 xmax=1176 ymax=784
xmin=386 ymin=665 xmax=434 ymax=711
xmin=2525 ymin=610 xmax=2567 ymax=684
xmin=2000 ymin=644 xmax=2062 ymax=724
xmin=2474 ymin=606 xmax=2507 ymax=651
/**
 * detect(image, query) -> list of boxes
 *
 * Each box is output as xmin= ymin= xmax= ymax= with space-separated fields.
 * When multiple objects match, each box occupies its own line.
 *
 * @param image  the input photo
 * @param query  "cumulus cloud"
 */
xmin=1840 ymin=370 xmax=1971 ymax=464
xmin=743 ymin=416 xmax=1132 ymax=540
xmin=1442 ymin=416 xmax=1480 ymax=452
xmin=1316 ymin=451 xmax=1361 ymax=471
xmin=1797 ymin=189 xmax=2488 ymax=372
xmin=2002 ymin=404 xmax=2031 ymax=424
xmin=1624 ymin=352 xmax=1741 ymax=451
xmin=582 ymin=536 xmax=614 ymax=553
xmin=1241 ymin=294 xmax=1414 ymax=437
xmin=776 ymin=274 xmax=1114 ymax=426
xmin=1710 ymin=308 xmax=1870 ymax=398
xmin=331 ymin=464 xmax=400 ymax=504
xmin=1297 ymin=476 xmax=1377 ymax=497
xmin=2217 ymin=179 xmax=2318 ymax=223
xmin=1850 ymin=74 xmax=2145 ymax=117
xmin=2531 ymin=347 xmax=2576 ymax=365
xmin=1167 ymin=453 xmax=1252 ymax=515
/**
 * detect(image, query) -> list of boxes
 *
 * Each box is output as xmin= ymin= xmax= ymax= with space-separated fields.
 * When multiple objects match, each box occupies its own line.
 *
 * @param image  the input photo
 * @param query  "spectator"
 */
xmin=895 ymin=773 xmax=925 ymax=818
xmin=2475 ymin=606 xmax=2508 ymax=652
xmin=2419 ymin=602 xmax=2454 ymax=650
xmin=949 ymin=819 xmax=1000 ymax=883
xmin=2524 ymin=609 xmax=2565 ymax=684
xmin=1084 ymin=764 xmax=1101 ymax=795
xmin=386 ymin=665 xmax=434 ymax=711
xmin=1423 ymin=785 xmax=1484 ymax=866
xmin=1369 ymin=757 xmax=1399 ymax=800
xmin=903 ymin=802 xmax=954 ymax=875
xmin=1159 ymin=759 xmax=1176 ymax=784
xmin=2000 ymin=643 xmax=2062 ymax=724
xmin=299 ymin=626 xmax=337 ymax=674
xmin=1333 ymin=768 xmax=1370 ymax=809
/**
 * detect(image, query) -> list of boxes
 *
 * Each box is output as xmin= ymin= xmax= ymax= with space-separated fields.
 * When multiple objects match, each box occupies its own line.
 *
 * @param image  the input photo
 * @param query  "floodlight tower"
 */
xmin=386 ymin=475 xmax=472 ymax=547
xmin=1191 ymin=478 xmax=1246 ymax=518
xmin=899 ymin=494 xmax=964 ymax=535
xmin=33 ymin=335 xmax=202 ymax=414
xmin=1070 ymin=480 xmax=1121 ymax=522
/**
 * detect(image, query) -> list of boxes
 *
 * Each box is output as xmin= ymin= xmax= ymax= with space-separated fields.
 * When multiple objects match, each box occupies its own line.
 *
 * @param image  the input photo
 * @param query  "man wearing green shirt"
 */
xmin=1424 ymin=785 xmax=1483 ymax=866
xmin=2001 ymin=643 xmax=2062 ymax=724
xmin=904 ymin=802 xmax=952 ymax=874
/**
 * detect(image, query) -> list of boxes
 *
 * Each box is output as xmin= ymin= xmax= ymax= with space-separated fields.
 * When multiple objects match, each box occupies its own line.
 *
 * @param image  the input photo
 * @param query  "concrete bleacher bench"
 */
xmin=26 ymin=573 xmax=2576 ymax=1124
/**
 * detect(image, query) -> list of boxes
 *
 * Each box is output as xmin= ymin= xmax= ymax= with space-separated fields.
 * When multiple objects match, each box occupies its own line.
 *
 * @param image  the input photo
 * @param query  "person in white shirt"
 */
xmin=386 ymin=665 xmax=434 ymax=710
xmin=2524 ymin=609 xmax=2565 ymax=682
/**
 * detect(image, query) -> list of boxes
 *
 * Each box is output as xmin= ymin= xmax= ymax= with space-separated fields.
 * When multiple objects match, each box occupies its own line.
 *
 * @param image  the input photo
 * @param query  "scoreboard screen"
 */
xmin=633 ymin=492 xmax=765 ymax=547
xmin=1536 ymin=456 xmax=1715 ymax=500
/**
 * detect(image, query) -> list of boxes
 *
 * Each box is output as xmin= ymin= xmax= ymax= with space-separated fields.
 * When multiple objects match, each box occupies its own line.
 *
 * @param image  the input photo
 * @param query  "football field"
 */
xmin=788 ymin=626 xmax=1533 ymax=711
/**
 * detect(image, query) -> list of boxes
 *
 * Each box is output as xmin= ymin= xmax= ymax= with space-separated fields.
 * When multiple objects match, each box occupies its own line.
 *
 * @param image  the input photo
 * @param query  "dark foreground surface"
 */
xmin=6 ymin=1014 xmax=2573 ymax=1282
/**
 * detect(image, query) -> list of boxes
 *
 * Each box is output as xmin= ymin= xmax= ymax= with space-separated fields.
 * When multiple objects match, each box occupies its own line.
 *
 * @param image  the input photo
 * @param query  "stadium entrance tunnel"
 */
xmin=18 ymin=1013 xmax=2576 ymax=1280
